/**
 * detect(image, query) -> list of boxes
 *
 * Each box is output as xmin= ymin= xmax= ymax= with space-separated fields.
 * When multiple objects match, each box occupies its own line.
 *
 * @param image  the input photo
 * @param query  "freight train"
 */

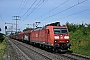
xmin=10 ymin=22 xmax=71 ymax=52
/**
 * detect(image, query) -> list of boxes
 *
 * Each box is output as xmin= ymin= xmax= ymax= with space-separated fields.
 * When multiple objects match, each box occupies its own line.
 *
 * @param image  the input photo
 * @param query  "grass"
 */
xmin=0 ymin=36 xmax=6 ymax=60
xmin=0 ymin=58 xmax=5 ymax=60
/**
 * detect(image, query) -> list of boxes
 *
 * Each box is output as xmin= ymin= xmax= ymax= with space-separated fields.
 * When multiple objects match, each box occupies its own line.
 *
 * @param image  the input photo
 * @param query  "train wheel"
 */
xmin=52 ymin=48 xmax=58 ymax=53
xmin=45 ymin=45 xmax=48 ymax=51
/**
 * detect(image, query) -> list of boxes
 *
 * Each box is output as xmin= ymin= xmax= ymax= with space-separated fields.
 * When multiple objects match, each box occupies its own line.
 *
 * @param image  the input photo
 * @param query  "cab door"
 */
xmin=45 ymin=29 xmax=50 ymax=44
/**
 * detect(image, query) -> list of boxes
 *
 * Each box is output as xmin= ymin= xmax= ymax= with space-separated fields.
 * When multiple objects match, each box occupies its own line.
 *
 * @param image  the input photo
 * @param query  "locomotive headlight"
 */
xmin=54 ymin=36 xmax=59 ymax=39
xmin=55 ymin=41 xmax=57 ymax=42
xmin=64 ymin=36 xmax=69 ymax=39
xmin=60 ymin=35 xmax=62 ymax=36
xmin=54 ymin=40 xmax=58 ymax=43
xmin=66 ymin=40 xmax=69 ymax=43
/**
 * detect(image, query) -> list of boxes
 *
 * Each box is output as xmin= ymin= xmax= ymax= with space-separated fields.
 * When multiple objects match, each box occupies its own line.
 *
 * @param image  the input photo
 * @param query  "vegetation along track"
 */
xmin=8 ymin=37 xmax=90 ymax=60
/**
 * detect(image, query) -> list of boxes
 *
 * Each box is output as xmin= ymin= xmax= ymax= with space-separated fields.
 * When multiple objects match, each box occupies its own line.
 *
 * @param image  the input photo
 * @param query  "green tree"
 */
xmin=23 ymin=28 xmax=33 ymax=32
xmin=66 ymin=22 xmax=79 ymax=32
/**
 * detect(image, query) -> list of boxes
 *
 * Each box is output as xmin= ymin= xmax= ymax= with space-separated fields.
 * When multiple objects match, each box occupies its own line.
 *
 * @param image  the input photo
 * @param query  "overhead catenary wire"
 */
xmin=78 ymin=0 xmax=80 ymax=4
xmin=19 ymin=0 xmax=43 ymax=25
xmin=22 ymin=0 xmax=44 ymax=22
xmin=18 ymin=0 xmax=28 ymax=15
xmin=19 ymin=0 xmax=88 ymax=23
xmin=28 ymin=0 xmax=48 ymax=18
xmin=16 ymin=0 xmax=24 ymax=15
xmin=19 ymin=0 xmax=48 ymax=28
xmin=24 ymin=0 xmax=42 ymax=19
xmin=19 ymin=0 xmax=69 ymax=24
xmin=18 ymin=0 xmax=89 ymax=30
xmin=57 ymin=8 xmax=90 ymax=20
xmin=16 ymin=0 xmax=46 ymax=30
xmin=35 ymin=0 xmax=69 ymax=20
xmin=41 ymin=0 xmax=88 ymax=21
xmin=21 ymin=0 xmax=38 ymax=18
xmin=16 ymin=0 xmax=29 ymax=16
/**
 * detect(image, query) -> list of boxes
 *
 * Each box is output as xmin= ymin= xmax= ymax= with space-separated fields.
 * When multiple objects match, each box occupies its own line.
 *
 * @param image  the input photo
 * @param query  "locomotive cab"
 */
xmin=53 ymin=26 xmax=71 ymax=50
xmin=46 ymin=22 xmax=71 ymax=52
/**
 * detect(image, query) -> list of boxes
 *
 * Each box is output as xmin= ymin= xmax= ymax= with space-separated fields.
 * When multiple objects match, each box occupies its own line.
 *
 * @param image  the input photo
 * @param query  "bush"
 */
xmin=67 ymin=23 xmax=90 ymax=56
xmin=0 ymin=33 xmax=5 ymax=43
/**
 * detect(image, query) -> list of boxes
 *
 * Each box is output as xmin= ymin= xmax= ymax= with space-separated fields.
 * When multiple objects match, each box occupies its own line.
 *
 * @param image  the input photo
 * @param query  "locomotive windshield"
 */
xmin=54 ymin=28 xmax=68 ymax=34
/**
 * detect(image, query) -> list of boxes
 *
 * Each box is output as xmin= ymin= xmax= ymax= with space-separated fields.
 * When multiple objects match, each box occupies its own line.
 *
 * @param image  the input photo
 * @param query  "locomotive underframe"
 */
xmin=29 ymin=39 xmax=71 ymax=52
xmin=53 ymin=43 xmax=71 ymax=52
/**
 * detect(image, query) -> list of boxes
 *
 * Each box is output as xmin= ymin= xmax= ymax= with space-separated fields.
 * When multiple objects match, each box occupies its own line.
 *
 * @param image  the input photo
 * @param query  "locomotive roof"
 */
xmin=53 ymin=26 xmax=68 ymax=28
xmin=45 ymin=22 xmax=60 ymax=26
xmin=32 ymin=22 xmax=68 ymax=31
xmin=33 ymin=27 xmax=43 ymax=31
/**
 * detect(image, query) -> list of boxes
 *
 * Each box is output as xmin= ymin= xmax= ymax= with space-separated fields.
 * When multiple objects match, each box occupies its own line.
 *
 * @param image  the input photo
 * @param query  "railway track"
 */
xmin=8 ymin=38 xmax=71 ymax=60
xmin=8 ymin=38 xmax=52 ymax=60
xmin=70 ymin=53 xmax=90 ymax=60
xmin=59 ymin=53 xmax=90 ymax=60
xmin=8 ymin=37 xmax=90 ymax=60
xmin=8 ymin=38 xmax=32 ymax=60
xmin=55 ymin=50 xmax=90 ymax=60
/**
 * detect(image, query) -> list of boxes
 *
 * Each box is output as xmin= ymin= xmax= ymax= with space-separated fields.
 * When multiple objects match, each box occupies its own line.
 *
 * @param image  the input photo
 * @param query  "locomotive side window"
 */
xmin=54 ymin=28 xmax=68 ymax=34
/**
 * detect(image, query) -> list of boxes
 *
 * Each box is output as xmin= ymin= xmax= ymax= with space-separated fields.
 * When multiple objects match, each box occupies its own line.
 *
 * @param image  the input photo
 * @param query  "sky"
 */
xmin=0 ymin=0 xmax=90 ymax=34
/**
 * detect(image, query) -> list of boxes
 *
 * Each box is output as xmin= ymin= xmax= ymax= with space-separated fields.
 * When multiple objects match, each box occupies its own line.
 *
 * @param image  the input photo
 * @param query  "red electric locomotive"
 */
xmin=30 ymin=22 xmax=71 ymax=52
